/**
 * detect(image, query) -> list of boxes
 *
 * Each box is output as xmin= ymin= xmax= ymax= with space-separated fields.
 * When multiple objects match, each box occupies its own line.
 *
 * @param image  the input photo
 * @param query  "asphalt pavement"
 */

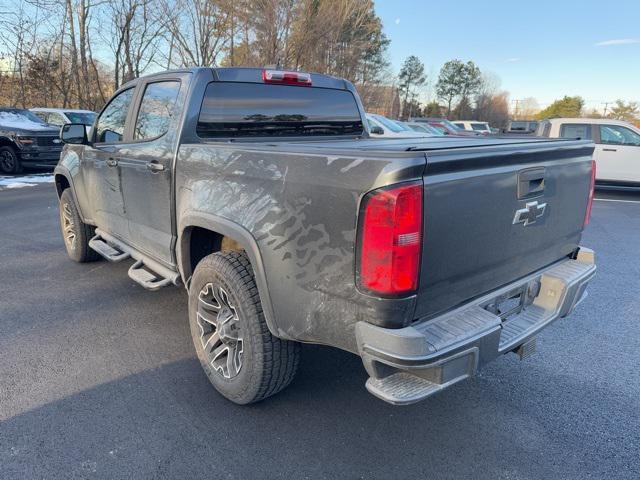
xmin=1 ymin=181 xmax=639 ymax=479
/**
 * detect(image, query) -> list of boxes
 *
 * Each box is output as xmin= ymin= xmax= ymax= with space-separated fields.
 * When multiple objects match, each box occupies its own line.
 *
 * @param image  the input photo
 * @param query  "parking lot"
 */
xmin=1 ymin=179 xmax=639 ymax=479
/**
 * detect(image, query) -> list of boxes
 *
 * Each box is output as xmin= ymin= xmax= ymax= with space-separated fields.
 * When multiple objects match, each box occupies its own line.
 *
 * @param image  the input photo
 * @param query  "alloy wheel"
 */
xmin=61 ymin=202 xmax=77 ymax=250
xmin=197 ymin=284 xmax=244 ymax=379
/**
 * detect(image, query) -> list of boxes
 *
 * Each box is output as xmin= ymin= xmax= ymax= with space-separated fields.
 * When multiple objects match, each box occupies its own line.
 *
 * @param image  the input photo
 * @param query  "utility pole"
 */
xmin=601 ymin=102 xmax=611 ymax=117
xmin=511 ymin=99 xmax=521 ymax=119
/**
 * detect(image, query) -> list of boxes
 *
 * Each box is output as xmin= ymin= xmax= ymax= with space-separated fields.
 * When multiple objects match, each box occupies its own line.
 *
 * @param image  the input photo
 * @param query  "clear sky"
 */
xmin=374 ymin=0 xmax=640 ymax=112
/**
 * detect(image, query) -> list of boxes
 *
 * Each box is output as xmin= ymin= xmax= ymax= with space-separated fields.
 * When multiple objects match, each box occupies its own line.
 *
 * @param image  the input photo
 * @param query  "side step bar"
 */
xmin=88 ymin=237 xmax=130 ymax=262
xmin=89 ymin=229 xmax=181 ymax=290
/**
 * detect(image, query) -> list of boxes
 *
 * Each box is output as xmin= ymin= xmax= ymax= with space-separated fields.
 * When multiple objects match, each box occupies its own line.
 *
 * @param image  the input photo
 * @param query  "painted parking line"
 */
xmin=594 ymin=198 xmax=640 ymax=204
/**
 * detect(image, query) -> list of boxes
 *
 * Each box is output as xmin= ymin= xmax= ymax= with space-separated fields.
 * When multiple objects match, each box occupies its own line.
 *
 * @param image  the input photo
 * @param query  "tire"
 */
xmin=59 ymin=188 xmax=100 ymax=262
xmin=0 ymin=145 xmax=22 ymax=174
xmin=189 ymin=251 xmax=300 ymax=404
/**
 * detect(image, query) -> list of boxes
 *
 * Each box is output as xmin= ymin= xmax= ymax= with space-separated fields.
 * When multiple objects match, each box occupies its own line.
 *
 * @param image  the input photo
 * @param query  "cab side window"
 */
xmin=560 ymin=124 xmax=592 ymax=140
xmin=134 ymin=81 xmax=181 ymax=140
xmin=95 ymin=88 xmax=135 ymax=143
xmin=599 ymin=125 xmax=640 ymax=146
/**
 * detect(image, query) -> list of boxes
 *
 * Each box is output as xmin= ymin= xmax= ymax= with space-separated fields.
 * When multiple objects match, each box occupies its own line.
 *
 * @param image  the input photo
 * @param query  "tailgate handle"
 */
xmin=518 ymin=168 xmax=545 ymax=199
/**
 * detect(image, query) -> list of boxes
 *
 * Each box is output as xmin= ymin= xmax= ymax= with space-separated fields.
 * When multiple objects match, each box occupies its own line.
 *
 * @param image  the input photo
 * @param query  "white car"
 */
xmin=452 ymin=120 xmax=492 ymax=135
xmin=537 ymin=118 xmax=640 ymax=185
xmin=30 ymin=108 xmax=97 ymax=135
xmin=366 ymin=114 xmax=430 ymax=138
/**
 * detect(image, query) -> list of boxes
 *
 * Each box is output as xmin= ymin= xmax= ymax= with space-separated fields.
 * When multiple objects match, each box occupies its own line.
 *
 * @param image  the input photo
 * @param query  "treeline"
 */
xmin=0 ymin=0 xmax=389 ymax=111
xmin=396 ymin=55 xmax=510 ymax=127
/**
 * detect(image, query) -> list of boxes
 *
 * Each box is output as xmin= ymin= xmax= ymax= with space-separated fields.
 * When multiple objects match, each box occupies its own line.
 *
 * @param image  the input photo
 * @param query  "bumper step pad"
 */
xmin=356 ymin=252 xmax=596 ymax=405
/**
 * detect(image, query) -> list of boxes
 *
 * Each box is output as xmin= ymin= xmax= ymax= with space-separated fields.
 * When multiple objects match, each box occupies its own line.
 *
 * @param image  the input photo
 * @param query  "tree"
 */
xmin=436 ymin=59 xmax=465 ymax=117
xmin=537 ymin=96 xmax=584 ymax=119
xmin=423 ymin=101 xmax=442 ymax=116
xmin=609 ymin=100 xmax=639 ymax=122
xmin=397 ymin=55 xmax=426 ymax=118
xmin=517 ymin=97 xmax=540 ymax=119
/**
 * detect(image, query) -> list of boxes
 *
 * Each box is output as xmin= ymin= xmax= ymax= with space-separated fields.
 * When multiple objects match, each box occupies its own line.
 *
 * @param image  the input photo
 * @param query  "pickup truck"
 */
xmin=0 ymin=108 xmax=64 ymax=173
xmin=54 ymin=67 xmax=597 ymax=405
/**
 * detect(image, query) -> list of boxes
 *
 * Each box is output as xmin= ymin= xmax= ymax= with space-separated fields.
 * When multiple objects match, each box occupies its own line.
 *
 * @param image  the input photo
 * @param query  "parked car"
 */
xmin=31 ymin=108 xmax=97 ymax=134
xmin=452 ymin=120 xmax=492 ymax=135
xmin=405 ymin=121 xmax=444 ymax=136
xmin=409 ymin=117 xmax=479 ymax=136
xmin=366 ymin=113 xmax=426 ymax=138
xmin=0 ymin=108 xmax=63 ymax=173
xmin=505 ymin=120 xmax=539 ymax=134
xmin=55 ymin=67 xmax=596 ymax=406
xmin=536 ymin=118 xmax=640 ymax=186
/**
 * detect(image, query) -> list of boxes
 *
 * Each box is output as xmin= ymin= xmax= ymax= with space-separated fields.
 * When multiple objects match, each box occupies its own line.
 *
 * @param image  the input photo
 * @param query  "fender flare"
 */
xmin=53 ymin=165 xmax=89 ymax=223
xmin=178 ymin=212 xmax=283 ymax=339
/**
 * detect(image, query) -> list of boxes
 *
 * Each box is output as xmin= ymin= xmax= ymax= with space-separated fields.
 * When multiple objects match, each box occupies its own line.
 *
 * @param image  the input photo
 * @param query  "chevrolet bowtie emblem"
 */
xmin=513 ymin=201 xmax=547 ymax=226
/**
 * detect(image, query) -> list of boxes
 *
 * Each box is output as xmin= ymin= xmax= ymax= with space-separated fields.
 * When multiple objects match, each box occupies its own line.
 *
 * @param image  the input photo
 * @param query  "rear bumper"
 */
xmin=355 ymin=248 xmax=596 ymax=405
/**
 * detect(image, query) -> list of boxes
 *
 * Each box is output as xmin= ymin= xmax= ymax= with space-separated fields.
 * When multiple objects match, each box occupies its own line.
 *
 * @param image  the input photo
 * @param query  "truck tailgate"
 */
xmin=415 ymin=140 xmax=594 ymax=319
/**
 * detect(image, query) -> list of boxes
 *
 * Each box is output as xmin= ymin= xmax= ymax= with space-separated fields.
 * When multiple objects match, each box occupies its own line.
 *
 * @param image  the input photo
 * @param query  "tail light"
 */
xmin=262 ymin=69 xmax=312 ymax=86
xmin=583 ymin=160 xmax=596 ymax=227
xmin=358 ymin=181 xmax=423 ymax=296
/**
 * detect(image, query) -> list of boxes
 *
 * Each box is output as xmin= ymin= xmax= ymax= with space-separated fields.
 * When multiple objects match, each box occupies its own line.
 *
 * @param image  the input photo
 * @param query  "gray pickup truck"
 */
xmin=54 ymin=67 xmax=596 ymax=405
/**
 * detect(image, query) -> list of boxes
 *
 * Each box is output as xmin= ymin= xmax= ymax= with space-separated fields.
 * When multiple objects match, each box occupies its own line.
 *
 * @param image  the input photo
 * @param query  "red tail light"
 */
xmin=358 ymin=181 xmax=423 ymax=296
xmin=584 ymin=160 xmax=596 ymax=227
xmin=262 ymin=69 xmax=312 ymax=86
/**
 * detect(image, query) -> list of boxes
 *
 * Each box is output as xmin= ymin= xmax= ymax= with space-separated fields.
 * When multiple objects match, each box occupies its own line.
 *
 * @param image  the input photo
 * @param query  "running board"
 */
xmin=91 ymin=229 xmax=181 ymax=290
xmin=128 ymin=260 xmax=173 ymax=291
xmin=89 ymin=236 xmax=130 ymax=262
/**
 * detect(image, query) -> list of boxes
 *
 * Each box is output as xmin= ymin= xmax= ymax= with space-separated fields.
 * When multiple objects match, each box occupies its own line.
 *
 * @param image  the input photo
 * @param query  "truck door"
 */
xmin=595 ymin=124 xmax=640 ymax=183
xmin=116 ymin=77 xmax=185 ymax=266
xmin=83 ymin=87 xmax=136 ymax=239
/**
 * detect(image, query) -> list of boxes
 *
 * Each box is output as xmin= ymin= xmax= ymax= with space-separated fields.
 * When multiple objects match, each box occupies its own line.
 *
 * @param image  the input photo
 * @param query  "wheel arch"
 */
xmin=178 ymin=212 xmax=283 ymax=339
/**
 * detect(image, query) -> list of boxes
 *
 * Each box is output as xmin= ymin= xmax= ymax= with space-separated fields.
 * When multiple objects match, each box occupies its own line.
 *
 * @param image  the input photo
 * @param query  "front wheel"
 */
xmin=0 ymin=146 xmax=22 ymax=174
xmin=189 ymin=251 xmax=300 ymax=404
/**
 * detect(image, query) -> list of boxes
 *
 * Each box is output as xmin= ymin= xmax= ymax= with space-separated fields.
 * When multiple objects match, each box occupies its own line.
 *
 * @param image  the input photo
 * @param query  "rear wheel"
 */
xmin=0 ymin=146 xmax=22 ymax=174
xmin=59 ymin=189 xmax=100 ymax=262
xmin=189 ymin=251 xmax=300 ymax=404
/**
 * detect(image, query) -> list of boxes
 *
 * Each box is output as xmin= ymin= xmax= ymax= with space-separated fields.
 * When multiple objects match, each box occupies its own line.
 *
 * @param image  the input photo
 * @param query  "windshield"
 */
xmin=390 ymin=120 xmax=413 ymax=132
xmin=0 ymin=108 xmax=47 ymax=124
xmin=371 ymin=115 xmax=404 ymax=133
xmin=471 ymin=123 xmax=489 ymax=131
xmin=441 ymin=119 xmax=463 ymax=131
xmin=65 ymin=111 xmax=97 ymax=125
xmin=0 ymin=108 xmax=53 ymax=130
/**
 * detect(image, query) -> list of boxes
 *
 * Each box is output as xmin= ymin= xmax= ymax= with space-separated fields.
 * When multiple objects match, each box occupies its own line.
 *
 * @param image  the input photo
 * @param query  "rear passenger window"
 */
xmin=134 ymin=81 xmax=181 ymax=140
xmin=560 ymin=124 xmax=592 ymax=140
xmin=197 ymin=82 xmax=363 ymax=138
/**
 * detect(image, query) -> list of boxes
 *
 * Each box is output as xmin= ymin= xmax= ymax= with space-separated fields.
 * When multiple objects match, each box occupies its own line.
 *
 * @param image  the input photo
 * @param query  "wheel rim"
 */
xmin=197 ymin=284 xmax=244 ymax=379
xmin=61 ymin=202 xmax=76 ymax=250
xmin=0 ymin=150 xmax=16 ymax=171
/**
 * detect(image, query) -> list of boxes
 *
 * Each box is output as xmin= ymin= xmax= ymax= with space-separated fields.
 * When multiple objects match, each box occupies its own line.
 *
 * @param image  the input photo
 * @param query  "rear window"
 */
xmin=560 ymin=123 xmax=592 ymax=140
xmin=471 ymin=123 xmax=488 ymax=131
xmin=197 ymin=82 xmax=364 ymax=138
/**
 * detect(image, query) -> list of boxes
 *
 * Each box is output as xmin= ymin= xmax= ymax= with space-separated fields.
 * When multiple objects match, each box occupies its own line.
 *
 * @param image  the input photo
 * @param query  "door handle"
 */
xmin=106 ymin=157 xmax=118 ymax=167
xmin=603 ymin=148 xmax=617 ymax=152
xmin=146 ymin=161 xmax=165 ymax=172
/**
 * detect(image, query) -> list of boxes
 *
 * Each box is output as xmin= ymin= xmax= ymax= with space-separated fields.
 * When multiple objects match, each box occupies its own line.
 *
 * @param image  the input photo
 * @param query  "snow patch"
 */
xmin=0 ymin=174 xmax=54 ymax=190
xmin=0 ymin=112 xmax=54 ymax=131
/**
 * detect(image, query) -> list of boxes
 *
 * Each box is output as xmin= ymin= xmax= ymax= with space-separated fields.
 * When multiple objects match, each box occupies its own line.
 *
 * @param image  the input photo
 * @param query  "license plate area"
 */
xmin=482 ymin=279 xmax=540 ymax=322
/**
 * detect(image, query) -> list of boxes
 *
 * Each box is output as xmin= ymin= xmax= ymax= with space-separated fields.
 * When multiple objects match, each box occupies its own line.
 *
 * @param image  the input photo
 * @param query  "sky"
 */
xmin=374 ymin=0 xmax=640 ymax=113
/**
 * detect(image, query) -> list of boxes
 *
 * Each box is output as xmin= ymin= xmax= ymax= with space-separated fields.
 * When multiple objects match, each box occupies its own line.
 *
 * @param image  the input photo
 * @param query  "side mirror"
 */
xmin=370 ymin=125 xmax=384 ymax=135
xmin=61 ymin=123 xmax=87 ymax=145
